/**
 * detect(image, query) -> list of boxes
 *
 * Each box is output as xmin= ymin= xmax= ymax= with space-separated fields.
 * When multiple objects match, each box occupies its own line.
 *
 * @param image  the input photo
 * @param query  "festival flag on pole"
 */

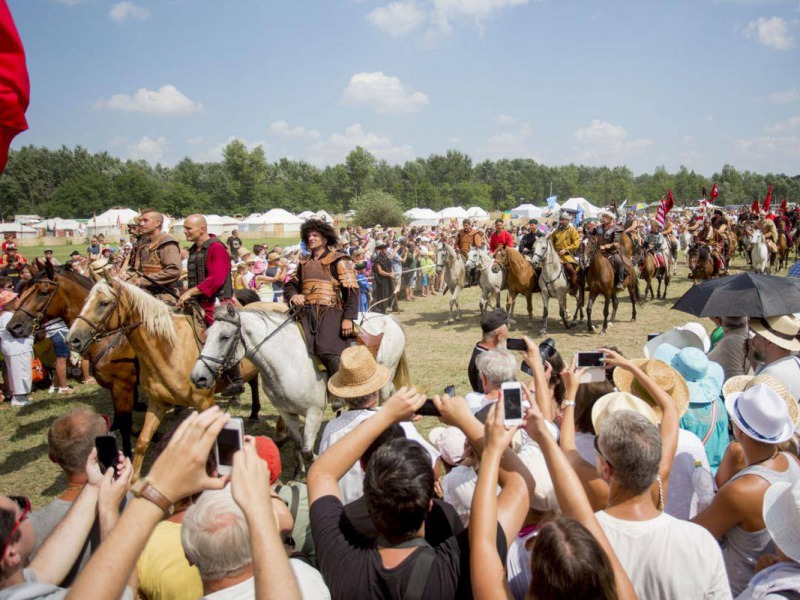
xmin=780 ymin=198 xmax=788 ymax=212
xmin=655 ymin=189 xmax=675 ymax=227
xmin=546 ymin=195 xmax=557 ymax=209
xmin=751 ymin=199 xmax=760 ymax=214
xmin=710 ymin=182 xmax=719 ymax=203
xmin=0 ymin=1 xmax=29 ymax=174
xmin=762 ymin=184 xmax=773 ymax=213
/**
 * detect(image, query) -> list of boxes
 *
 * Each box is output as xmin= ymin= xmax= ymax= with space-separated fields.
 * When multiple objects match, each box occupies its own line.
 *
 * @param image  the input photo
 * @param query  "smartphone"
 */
xmin=416 ymin=399 xmax=441 ymax=417
xmin=444 ymin=385 xmax=456 ymax=397
xmin=501 ymin=382 xmax=524 ymax=426
xmin=647 ymin=333 xmax=660 ymax=341
xmin=215 ymin=418 xmax=244 ymax=476
xmin=506 ymin=338 xmax=527 ymax=351
xmin=576 ymin=351 xmax=605 ymax=368
xmin=95 ymin=435 xmax=119 ymax=478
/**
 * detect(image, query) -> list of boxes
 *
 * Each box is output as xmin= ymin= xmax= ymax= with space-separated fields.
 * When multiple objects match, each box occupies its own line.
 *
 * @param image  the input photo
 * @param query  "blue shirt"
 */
xmin=679 ymin=396 xmax=730 ymax=473
xmin=788 ymin=260 xmax=800 ymax=278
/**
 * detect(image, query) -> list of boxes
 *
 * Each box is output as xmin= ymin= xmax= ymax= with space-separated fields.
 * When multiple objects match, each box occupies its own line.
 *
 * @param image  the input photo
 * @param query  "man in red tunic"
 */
xmin=489 ymin=219 xmax=514 ymax=253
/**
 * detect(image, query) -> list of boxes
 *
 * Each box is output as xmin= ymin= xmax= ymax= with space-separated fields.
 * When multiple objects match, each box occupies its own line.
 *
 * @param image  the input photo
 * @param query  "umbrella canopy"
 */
xmin=672 ymin=273 xmax=800 ymax=318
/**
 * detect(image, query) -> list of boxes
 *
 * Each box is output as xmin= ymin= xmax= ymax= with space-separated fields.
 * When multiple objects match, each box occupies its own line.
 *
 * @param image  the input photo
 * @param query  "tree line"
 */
xmin=0 ymin=140 xmax=797 ymax=220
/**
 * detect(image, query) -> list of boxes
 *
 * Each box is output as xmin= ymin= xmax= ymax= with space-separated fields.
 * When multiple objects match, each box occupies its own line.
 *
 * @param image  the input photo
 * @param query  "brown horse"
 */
xmin=637 ymin=251 xmax=670 ymax=300
xmin=493 ymin=245 xmax=536 ymax=327
xmin=688 ymin=245 xmax=716 ymax=283
xmin=583 ymin=236 xmax=642 ymax=333
xmin=777 ymin=233 xmax=790 ymax=271
xmin=66 ymin=276 xmax=260 ymax=476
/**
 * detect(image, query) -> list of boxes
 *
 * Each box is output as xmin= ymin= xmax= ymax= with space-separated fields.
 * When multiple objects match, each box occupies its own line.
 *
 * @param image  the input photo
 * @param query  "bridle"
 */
xmin=74 ymin=288 xmax=142 ymax=343
xmin=532 ymin=238 xmax=567 ymax=287
xmin=15 ymin=277 xmax=60 ymax=332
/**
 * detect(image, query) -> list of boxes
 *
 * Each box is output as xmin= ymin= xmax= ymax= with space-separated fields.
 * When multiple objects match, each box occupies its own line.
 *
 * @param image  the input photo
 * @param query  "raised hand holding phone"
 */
xmin=500 ymin=382 xmax=524 ymax=426
xmin=215 ymin=417 xmax=244 ymax=476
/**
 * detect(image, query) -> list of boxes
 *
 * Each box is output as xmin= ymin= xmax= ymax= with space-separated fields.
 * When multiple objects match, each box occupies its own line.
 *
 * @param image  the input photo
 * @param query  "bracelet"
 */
xmin=561 ymin=400 xmax=576 ymax=409
xmin=131 ymin=478 xmax=174 ymax=516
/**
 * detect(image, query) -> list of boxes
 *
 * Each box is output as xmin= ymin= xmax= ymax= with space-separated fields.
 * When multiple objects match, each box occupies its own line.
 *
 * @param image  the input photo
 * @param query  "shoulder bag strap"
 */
xmin=289 ymin=485 xmax=300 ymax=521
xmin=402 ymin=546 xmax=436 ymax=600
xmin=701 ymin=398 xmax=718 ymax=446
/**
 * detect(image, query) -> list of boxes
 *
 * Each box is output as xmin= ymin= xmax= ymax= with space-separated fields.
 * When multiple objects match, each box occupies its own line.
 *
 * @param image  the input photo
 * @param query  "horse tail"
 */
xmin=634 ymin=275 xmax=644 ymax=306
xmin=393 ymin=351 xmax=413 ymax=389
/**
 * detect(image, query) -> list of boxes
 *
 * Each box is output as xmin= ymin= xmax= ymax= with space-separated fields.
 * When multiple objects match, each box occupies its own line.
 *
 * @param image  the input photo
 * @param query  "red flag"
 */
xmin=0 ymin=1 xmax=29 ymax=174
xmin=780 ymin=198 xmax=788 ymax=212
xmin=751 ymin=199 xmax=760 ymax=214
xmin=762 ymin=184 xmax=773 ymax=213
xmin=665 ymin=189 xmax=674 ymax=212
xmin=710 ymin=182 xmax=719 ymax=202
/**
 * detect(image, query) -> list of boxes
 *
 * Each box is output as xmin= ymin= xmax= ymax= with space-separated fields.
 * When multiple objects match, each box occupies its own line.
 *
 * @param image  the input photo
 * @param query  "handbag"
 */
xmin=31 ymin=357 xmax=45 ymax=383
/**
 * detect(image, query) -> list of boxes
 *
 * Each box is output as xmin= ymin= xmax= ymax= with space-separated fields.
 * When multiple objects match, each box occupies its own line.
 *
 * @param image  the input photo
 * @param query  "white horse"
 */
xmin=680 ymin=230 xmax=693 ymax=269
xmin=529 ymin=236 xmax=574 ymax=336
xmin=435 ymin=242 xmax=466 ymax=323
xmin=749 ymin=229 xmax=770 ymax=274
xmin=465 ymin=247 xmax=502 ymax=315
xmin=190 ymin=303 xmax=411 ymax=479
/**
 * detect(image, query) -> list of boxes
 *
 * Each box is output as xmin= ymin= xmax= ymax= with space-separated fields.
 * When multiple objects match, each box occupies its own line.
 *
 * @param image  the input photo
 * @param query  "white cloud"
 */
xmin=743 ymin=16 xmax=795 ymax=49
xmin=765 ymin=115 xmax=800 ymax=132
xmin=309 ymin=124 xmax=413 ymax=165
xmin=734 ymin=133 xmax=800 ymax=171
xmin=367 ymin=1 xmax=426 ymax=37
xmin=430 ymin=0 xmax=529 ymax=36
xmin=491 ymin=113 xmax=516 ymax=125
xmin=107 ymin=135 xmax=128 ymax=147
xmin=95 ymin=84 xmax=203 ymax=116
xmin=341 ymin=72 xmax=428 ymax=114
xmin=127 ymin=136 xmax=167 ymax=163
xmin=770 ymin=89 xmax=800 ymax=103
xmin=109 ymin=1 xmax=149 ymax=22
xmin=571 ymin=119 xmax=652 ymax=165
xmin=484 ymin=122 xmax=537 ymax=158
xmin=269 ymin=120 xmax=320 ymax=139
xmin=186 ymin=136 xmax=204 ymax=145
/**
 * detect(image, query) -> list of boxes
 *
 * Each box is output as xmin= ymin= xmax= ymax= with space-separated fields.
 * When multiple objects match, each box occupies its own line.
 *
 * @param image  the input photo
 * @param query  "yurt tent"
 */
xmin=437 ymin=206 xmax=468 ymax=219
xmin=86 ymin=208 xmax=139 ymax=238
xmin=561 ymin=197 xmax=602 ymax=219
xmin=0 ymin=223 xmax=37 ymax=239
xmin=239 ymin=209 xmax=303 ymax=237
xmin=33 ymin=218 xmax=81 ymax=237
xmin=466 ymin=206 xmax=489 ymax=219
xmin=203 ymin=215 xmax=240 ymax=237
xmin=510 ymin=204 xmax=543 ymax=219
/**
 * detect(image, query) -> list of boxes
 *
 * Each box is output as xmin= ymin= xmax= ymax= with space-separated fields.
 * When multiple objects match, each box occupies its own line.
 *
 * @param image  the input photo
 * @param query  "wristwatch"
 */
xmin=131 ymin=479 xmax=173 ymax=516
xmin=561 ymin=400 xmax=576 ymax=409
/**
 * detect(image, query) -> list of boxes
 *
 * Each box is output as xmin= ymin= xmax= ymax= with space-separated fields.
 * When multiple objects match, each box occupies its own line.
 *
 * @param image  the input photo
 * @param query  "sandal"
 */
xmin=82 ymin=378 xmax=97 ymax=385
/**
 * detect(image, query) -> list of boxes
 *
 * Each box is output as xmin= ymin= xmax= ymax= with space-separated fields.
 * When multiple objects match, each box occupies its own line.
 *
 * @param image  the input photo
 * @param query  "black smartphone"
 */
xmin=416 ymin=399 xmax=441 ymax=417
xmin=215 ymin=418 xmax=244 ymax=476
xmin=576 ymin=351 xmax=605 ymax=368
xmin=647 ymin=333 xmax=660 ymax=341
xmin=444 ymin=385 xmax=455 ymax=397
xmin=506 ymin=338 xmax=527 ymax=351
xmin=95 ymin=435 xmax=119 ymax=478
xmin=521 ymin=362 xmax=533 ymax=376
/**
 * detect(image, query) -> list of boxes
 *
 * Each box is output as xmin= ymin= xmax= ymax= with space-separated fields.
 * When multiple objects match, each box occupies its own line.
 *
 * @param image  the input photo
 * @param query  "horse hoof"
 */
xmin=301 ymin=450 xmax=315 ymax=463
xmin=248 ymin=415 xmax=260 ymax=423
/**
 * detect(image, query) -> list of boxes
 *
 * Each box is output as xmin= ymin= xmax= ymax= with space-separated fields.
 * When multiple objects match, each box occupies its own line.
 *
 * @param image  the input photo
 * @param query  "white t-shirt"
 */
xmin=665 ymin=429 xmax=716 ymax=520
xmin=202 ymin=564 xmax=330 ymax=600
xmin=0 ymin=311 xmax=33 ymax=356
xmin=317 ymin=408 xmax=439 ymax=505
xmin=506 ymin=528 xmax=537 ymax=600
xmin=757 ymin=356 xmax=800 ymax=401
xmin=596 ymin=511 xmax=732 ymax=600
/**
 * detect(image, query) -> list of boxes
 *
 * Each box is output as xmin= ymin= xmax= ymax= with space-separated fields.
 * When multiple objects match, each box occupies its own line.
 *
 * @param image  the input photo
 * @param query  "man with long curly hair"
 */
xmin=284 ymin=219 xmax=359 ymax=388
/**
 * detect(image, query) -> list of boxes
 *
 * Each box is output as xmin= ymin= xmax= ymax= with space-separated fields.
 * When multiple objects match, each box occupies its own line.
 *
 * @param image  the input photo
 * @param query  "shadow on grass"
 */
xmin=0 ymin=442 xmax=48 ymax=477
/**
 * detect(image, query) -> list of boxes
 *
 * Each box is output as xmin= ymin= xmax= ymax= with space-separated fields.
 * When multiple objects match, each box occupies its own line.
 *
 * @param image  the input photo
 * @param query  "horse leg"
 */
xmin=627 ymin=286 xmax=637 ymax=321
xmin=602 ymin=295 xmax=612 ymax=333
xmin=506 ymin=292 xmax=517 ymax=326
xmin=539 ymin=291 xmax=549 ymax=336
xmin=247 ymin=376 xmax=260 ymax=422
xmin=525 ymin=293 xmax=533 ymax=326
xmin=132 ymin=401 xmax=168 ymax=478
xmin=301 ymin=404 xmax=324 ymax=463
xmin=277 ymin=409 xmax=306 ymax=480
xmin=610 ymin=293 xmax=619 ymax=324
xmin=587 ymin=292 xmax=596 ymax=332
xmin=110 ymin=381 xmax=135 ymax=458
xmin=558 ymin=291 xmax=571 ymax=330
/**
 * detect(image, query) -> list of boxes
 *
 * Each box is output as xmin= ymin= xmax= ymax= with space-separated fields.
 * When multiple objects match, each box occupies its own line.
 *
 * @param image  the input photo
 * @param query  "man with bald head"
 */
xmin=179 ymin=214 xmax=240 ymax=395
xmin=125 ymin=208 xmax=181 ymax=301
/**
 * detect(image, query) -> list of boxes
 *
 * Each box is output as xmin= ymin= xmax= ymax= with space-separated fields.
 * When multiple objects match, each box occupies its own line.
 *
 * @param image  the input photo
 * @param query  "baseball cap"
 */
xmin=254 ymin=436 xmax=282 ymax=485
xmin=481 ymin=309 xmax=508 ymax=333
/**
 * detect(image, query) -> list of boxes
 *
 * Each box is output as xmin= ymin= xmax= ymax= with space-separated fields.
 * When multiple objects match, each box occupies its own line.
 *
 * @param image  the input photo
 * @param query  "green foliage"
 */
xmin=353 ymin=191 xmax=405 ymax=228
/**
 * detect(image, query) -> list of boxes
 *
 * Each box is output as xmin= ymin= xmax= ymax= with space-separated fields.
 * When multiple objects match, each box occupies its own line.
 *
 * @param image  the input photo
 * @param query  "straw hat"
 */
xmin=750 ymin=315 xmax=800 ymax=352
xmin=90 ymin=257 xmax=110 ymax=273
xmin=724 ymin=383 xmax=795 ymax=444
xmin=723 ymin=374 xmax=800 ymax=427
xmin=327 ymin=345 xmax=390 ymax=398
xmin=613 ymin=358 xmax=690 ymax=419
xmin=237 ymin=247 xmax=251 ymax=259
xmin=763 ymin=480 xmax=800 ymax=563
xmin=591 ymin=391 xmax=658 ymax=434
xmin=599 ymin=209 xmax=616 ymax=220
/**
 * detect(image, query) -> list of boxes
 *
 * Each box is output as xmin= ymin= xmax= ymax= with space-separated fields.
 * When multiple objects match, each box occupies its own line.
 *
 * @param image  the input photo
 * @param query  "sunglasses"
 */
xmin=594 ymin=436 xmax=614 ymax=469
xmin=3 ymin=495 xmax=30 ymax=550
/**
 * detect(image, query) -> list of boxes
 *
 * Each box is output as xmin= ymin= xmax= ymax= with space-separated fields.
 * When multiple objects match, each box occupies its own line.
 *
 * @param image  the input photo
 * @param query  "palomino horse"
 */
xmin=434 ymin=242 xmax=466 ymax=323
xmin=190 ymin=303 xmax=411 ymax=478
xmin=465 ymin=247 xmax=502 ymax=315
xmin=583 ymin=236 xmax=642 ymax=333
xmin=66 ymin=277 xmax=259 ymax=476
xmin=529 ymin=236 xmax=579 ymax=336
xmin=749 ymin=229 xmax=770 ymax=274
xmin=492 ymin=245 xmax=536 ymax=327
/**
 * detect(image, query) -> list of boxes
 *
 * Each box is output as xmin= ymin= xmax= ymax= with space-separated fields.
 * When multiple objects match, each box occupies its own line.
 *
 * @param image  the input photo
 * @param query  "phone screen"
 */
xmin=95 ymin=435 xmax=118 ymax=476
xmin=506 ymin=338 xmax=527 ymax=351
xmin=577 ymin=352 xmax=605 ymax=368
xmin=216 ymin=428 xmax=241 ymax=467
xmin=503 ymin=387 xmax=523 ymax=420
xmin=444 ymin=385 xmax=456 ymax=397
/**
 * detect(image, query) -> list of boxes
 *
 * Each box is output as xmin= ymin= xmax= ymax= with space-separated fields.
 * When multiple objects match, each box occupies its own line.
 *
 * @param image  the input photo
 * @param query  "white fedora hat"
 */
xmin=763 ymin=480 xmax=800 ymax=563
xmin=724 ymin=383 xmax=795 ymax=444
xmin=750 ymin=315 xmax=800 ymax=352
xmin=677 ymin=322 xmax=711 ymax=353
xmin=644 ymin=326 xmax=706 ymax=359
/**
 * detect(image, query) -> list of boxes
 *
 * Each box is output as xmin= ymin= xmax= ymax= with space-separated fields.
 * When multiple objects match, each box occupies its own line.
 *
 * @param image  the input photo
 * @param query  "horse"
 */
xmin=465 ymin=247 xmax=502 ymax=315
xmin=687 ymin=245 xmax=716 ymax=282
xmin=582 ymin=236 xmax=642 ymax=334
xmin=777 ymin=232 xmax=790 ymax=271
xmin=66 ymin=276 xmax=260 ymax=476
xmin=434 ymin=242 xmax=466 ymax=323
xmin=679 ymin=230 xmax=693 ymax=268
xmin=492 ymin=245 xmax=537 ymax=328
xmin=190 ymin=303 xmax=411 ymax=478
xmin=637 ymin=247 xmax=670 ymax=300
xmin=748 ymin=229 xmax=770 ymax=274
xmin=529 ymin=236 xmax=578 ymax=336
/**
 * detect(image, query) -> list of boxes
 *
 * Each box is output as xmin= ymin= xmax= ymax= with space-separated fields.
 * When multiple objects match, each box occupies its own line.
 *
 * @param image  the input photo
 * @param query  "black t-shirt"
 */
xmin=311 ymin=495 xmax=506 ymax=600
xmin=468 ymin=343 xmax=489 ymax=393
xmin=226 ymin=236 xmax=242 ymax=255
xmin=0 ymin=267 xmax=20 ymax=281
xmin=344 ymin=497 xmax=464 ymax=547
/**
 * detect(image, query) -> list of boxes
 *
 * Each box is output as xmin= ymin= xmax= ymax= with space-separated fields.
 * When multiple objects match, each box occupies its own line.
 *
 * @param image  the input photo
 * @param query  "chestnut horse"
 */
xmin=583 ymin=236 xmax=642 ymax=333
xmin=493 ymin=245 xmax=536 ymax=327
xmin=67 ymin=276 xmax=260 ymax=476
xmin=636 ymin=250 xmax=670 ymax=300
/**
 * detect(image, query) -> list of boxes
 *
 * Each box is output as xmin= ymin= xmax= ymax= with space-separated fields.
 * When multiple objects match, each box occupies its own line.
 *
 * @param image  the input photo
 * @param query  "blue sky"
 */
xmin=8 ymin=0 xmax=800 ymax=175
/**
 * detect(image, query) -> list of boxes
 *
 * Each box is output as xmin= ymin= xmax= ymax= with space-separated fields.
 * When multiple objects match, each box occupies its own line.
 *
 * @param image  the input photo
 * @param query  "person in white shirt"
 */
xmin=317 ymin=345 xmax=438 ymax=504
xmin=0 ymin=290 xmax=34 ymax=406
xmin=749 ymin=315 xmax=800 ymax=401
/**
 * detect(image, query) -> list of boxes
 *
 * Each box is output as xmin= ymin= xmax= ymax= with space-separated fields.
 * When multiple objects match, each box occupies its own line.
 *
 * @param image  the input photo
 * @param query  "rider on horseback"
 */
xmin=643 ymin=221 xmax=668 ymax=270
xmin=599 ymin=210 xmax=628 ymax=290
xmin=550 ymin=211 xmax=581 ymax=292
xmin=124 ymin=209 xmax=182 ymax=302
xmin=457 ymin=218 xmax=485 ymax=287
xmin=518 ymin=219 xmax=543 ymax=256
xmin=624 ymin=209 xmax=641 ymax=253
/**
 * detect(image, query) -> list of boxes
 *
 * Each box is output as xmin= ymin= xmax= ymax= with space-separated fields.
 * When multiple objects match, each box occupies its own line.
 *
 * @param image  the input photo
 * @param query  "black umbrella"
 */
xmin=672 ymin=273 xmax=800 ymax=318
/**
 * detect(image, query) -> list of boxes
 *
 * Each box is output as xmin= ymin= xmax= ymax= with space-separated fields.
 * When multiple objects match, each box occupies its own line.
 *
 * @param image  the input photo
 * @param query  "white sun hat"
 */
xmin=724 ymin=383 xmax=795 ymax=444
xmin=763 ymin=480 xmax=800 ymax=563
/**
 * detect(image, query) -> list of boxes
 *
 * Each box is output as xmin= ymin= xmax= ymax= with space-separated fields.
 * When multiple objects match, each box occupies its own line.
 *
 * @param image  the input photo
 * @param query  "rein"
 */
xmin=75 ymin=289 xmax=143 ymax=343
xmin=15 ymin=277 xmax=60 ymax=332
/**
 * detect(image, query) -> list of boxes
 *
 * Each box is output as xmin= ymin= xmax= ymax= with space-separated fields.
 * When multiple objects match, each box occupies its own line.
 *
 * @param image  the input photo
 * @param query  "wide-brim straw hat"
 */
xmin=723 ymin=374 xmax=800 ymax=427
xmin=237 ymin=247 xmax=251 ymax=258
xmin=599 ymin=210 xmax=616 ymax=220
xmin=592 ymin=391 xmax=658 ymax=434
xmin=763 ymin=480 xmax=800 ymax=564
xmin=750 ymin=315 xmax=800 ymax=352
xmin=725 ymin=383 xmax=795 ymax=444
xmin=327 ymin=345 xmax=390 ymax=398
xmin=613 ymin=358 xmax=690 ymax=420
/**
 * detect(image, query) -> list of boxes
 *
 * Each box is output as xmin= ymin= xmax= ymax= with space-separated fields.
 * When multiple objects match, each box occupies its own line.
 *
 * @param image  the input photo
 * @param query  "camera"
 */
xmin=538 ymin=338 xmax=556 ymax=363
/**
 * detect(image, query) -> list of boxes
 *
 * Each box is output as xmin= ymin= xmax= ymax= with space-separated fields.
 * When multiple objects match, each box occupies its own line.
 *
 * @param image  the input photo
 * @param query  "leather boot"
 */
xmin=321 ymin=354 xmax=344 ymax=413
xmin=220 ymin=364 xmax=245 ymax=397
xmin=616 ymin=261 xmax=626 ymax=290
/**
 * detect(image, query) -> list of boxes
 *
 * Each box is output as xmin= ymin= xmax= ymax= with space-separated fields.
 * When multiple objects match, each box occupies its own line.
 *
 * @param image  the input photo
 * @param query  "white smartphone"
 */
xmin=500 ymin=382 xmax=524 ymax=426
xmin=576 ymin=351 xmax=607 ymax=384
xmin=215 ymin=417 xmax=244 ymax=476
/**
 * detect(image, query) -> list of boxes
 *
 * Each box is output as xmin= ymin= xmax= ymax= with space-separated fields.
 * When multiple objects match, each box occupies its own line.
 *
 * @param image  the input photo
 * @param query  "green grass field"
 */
xmin=0 ymin=252 xmax=757 ymax=507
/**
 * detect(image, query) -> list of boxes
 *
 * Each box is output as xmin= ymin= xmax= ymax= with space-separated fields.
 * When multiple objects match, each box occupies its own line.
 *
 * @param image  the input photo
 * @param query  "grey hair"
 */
xmin=181 ymin=487 xmax=251 ymax=580
xmin=722 ymin=316 xmax=747 ymax=330
xmin=600 ymin=411 xmax=661 ymax=495
xmin=476 ymin=349 xmax=518 ymax=388
xmin=346 ymin=390 xmax=379 ymax=409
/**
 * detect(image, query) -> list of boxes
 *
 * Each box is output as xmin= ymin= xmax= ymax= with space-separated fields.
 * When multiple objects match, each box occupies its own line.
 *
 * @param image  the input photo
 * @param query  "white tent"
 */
xmin=315 ymin=210 xmax=334 ymax=223
xmin=466 ymin=206 xmax=489 ymax=219
xmin=0 ymin=223 xmax=37 ymax=239
xmin=437 ymin=206 xmax=468 ymax=219
xmin=297 ymin=211 xmax=316 ymax=220
xmin=510 ymin=204 xmax=543 ymax=219
xmin=405 ymin=207 xmax=438 ymax=219
xmin=86 ymin=208 xmax=139 ymax=237
xmin=240 ymin=208 xmax=303 ymax=237
xmin=561 ymin=197 xmax=603 ymax=218
xmin=32 ymin=218 xmax=81 ymax=235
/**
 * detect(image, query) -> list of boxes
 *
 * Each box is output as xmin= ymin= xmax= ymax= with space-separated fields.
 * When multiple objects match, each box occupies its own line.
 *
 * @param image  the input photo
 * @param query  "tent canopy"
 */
xmin=243 ymin=208 xmax=303 ymax=225
xmin=561 ymin=197 xmax=602 ymax=218
xmin=437 ymin=206 xmax=468 ymax=219
xmin=466 ymin=206 xmax=489 ymax=218
xmin=90 ymin=208 xmax=139 ymax=228
xmin=510 ymin=204 xmax=543 ymax=219
xmin=405 ymin=207 xmax=438 ymax=219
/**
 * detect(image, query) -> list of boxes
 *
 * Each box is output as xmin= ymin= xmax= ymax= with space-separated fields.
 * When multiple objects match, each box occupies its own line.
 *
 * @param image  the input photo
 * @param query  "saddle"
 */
xmin=354 ymin=325 xmax=384 ymax=359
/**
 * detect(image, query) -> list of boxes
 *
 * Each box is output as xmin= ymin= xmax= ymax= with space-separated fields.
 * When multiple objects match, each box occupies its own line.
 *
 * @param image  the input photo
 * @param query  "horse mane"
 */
xmin=60 ymin=266 xmax=94 ymax=290
xmin=93 ymin=280 xmax=177 ymax=344
xmin=503 ymin=246 xmax=531 ymax=271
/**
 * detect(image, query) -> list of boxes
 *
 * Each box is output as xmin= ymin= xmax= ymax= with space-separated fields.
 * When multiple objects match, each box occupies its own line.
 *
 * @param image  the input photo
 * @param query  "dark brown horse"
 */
xmin=637 ymin=251 xmax=670 ymax=300
xmin=688 ymin=245 xmax=715 ymax=283
xmin=583 ymin=236 xmax=642 ymax=333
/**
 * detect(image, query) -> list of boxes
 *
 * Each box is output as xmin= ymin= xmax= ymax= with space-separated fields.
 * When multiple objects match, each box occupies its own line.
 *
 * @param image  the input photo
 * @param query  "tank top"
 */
xmin=722 ymin=453 xmax=800 ymax=595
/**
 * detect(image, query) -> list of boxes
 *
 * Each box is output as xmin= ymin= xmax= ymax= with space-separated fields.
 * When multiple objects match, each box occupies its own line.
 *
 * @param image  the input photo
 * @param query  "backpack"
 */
xmin=275 ymin=482 xmax=315 ymax=563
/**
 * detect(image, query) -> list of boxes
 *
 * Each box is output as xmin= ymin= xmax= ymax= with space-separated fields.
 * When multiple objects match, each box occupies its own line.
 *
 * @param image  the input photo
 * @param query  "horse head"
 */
xmin=465 ymin=247 xmax=481 ymax=270
xmin=191 ymin=302 xmax=245 ymax=389
xmin=529 ymin=237 xmax=550 ymax=269
xmin=68 ymin=277 xmax=124 ymax=354
xmin=7 ymin=268 xmax=65 ymax=338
